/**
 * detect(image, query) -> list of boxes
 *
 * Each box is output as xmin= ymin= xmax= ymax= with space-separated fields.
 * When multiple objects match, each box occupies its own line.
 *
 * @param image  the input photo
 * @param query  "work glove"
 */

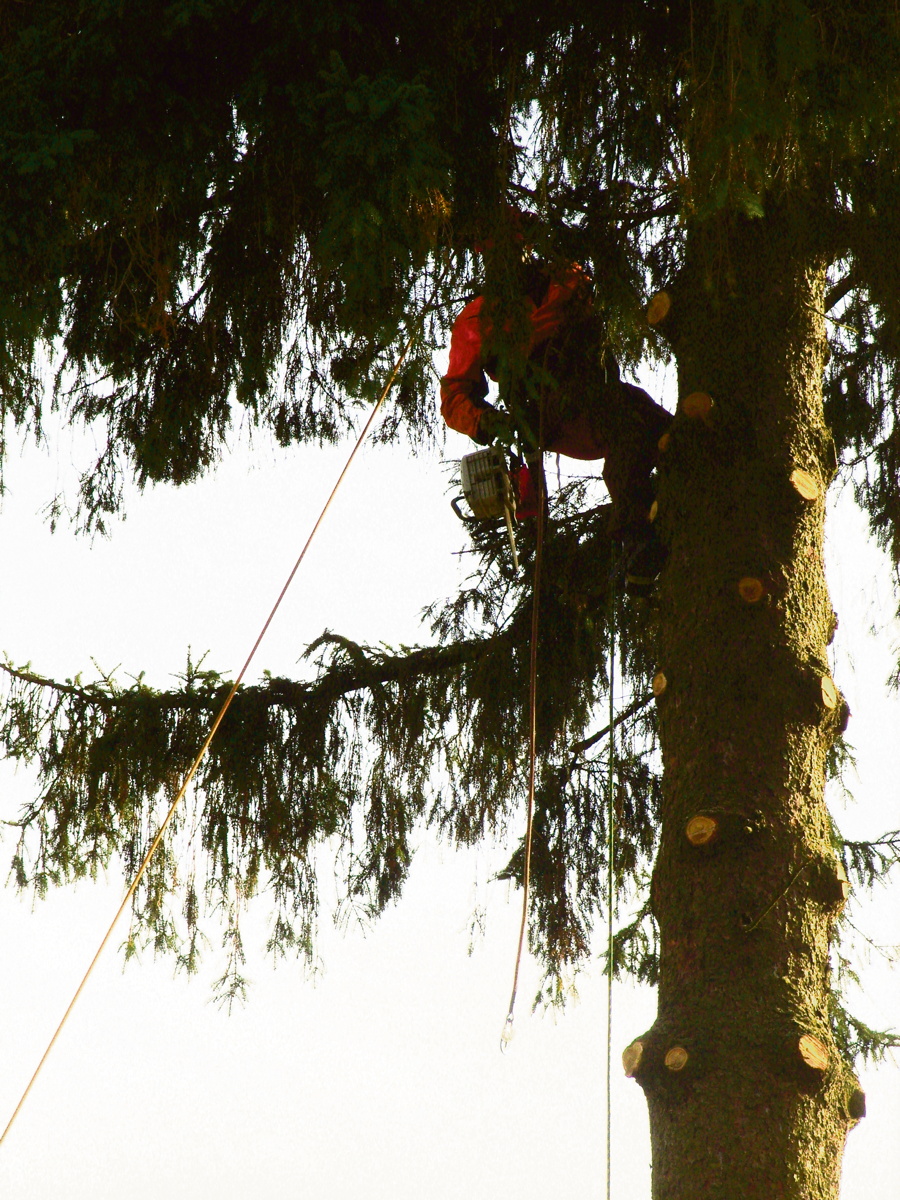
xmin=476 ymin=406 xmax=516 ymax=448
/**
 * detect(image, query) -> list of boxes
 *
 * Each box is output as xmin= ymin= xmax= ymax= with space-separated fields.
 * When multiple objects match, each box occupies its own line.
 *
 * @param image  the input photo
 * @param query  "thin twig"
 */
xmin=742 ymin=857 xmax=815 ymax=934
xmin=570 ymin=693 xmax=653 ymax=756
xmin=0 ymin=662 xmax=111 ymax=705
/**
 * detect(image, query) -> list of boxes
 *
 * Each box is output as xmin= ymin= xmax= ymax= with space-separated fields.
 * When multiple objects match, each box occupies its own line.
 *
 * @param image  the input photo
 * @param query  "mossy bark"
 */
xmin=630 ymin=208 xmax=862 ymax=1198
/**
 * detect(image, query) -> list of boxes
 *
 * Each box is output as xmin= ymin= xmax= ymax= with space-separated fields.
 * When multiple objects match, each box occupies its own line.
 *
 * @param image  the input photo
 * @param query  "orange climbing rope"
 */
xmin=0 ymin=324 xmax=423 ymax=1149
xmin=606 ymin=567 xmax=617 ymax=1200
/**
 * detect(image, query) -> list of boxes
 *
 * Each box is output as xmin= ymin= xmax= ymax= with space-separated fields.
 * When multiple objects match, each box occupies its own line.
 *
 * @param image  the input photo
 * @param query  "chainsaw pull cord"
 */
xmin=501 ymin=372 xmax=547 ymax=1049
xmin=0 ymin=275 xmax=444 ymax=1149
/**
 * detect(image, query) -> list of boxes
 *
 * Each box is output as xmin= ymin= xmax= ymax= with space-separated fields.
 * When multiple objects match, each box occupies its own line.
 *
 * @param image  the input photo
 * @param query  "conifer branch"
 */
xmin=1 ymin=634 xmax=508 ymax=715
xmin=0 ymin=663 xmax=113 ymax=705
xmin=841 ymin=830 xmax=900 ymax=888
xmin=569 ymin=693 xmax=653 ymax=756
xmin=825 ymin=272 xmax=858 ymax=313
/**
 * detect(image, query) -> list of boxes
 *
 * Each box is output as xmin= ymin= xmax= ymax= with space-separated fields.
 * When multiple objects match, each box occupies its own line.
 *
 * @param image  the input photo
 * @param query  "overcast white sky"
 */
xmin=0 ymin=363 xmax=897 ymax=1198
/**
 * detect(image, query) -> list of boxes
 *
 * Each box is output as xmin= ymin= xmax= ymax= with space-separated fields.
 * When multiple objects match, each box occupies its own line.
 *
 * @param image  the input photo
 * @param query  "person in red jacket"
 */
xmin=440 ymin=254 xmax=671 ymax=593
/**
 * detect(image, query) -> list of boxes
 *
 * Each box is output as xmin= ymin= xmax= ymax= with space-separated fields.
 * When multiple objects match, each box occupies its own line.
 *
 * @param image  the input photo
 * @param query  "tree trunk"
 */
xmin=626 ymin=208 xmax=864 ymax=1198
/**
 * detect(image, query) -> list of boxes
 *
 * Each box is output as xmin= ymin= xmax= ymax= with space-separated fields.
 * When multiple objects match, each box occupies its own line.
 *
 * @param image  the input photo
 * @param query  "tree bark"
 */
xmin=627 ymin=208 xmax=863 ymax=1198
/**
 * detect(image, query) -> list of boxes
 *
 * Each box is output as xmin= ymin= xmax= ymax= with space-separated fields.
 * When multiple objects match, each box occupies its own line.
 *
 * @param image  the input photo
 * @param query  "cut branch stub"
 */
xmin=798 ymin=1033 xmax=829 ymax=1073
xmin=738 ymin=576 xmax=765 ymax=603
xmin=846 ymin=1088 xmax=867 ymax=1121
xmin=819 ymin=676 xmax=839 ymax=710
xmin=686 ymin=814 xmax=719 ymax=847
xmin=790 ymin=468 xmax=820 ymax=501
xmin=681 ymin=391 xmax=714 ymax=421
xmin=657 ymin=431 xmax=671 ymax=453
xmin=685 ymin=810 xmax=757 ymax=851
xmin=819 ymin=857 xmax=851 ymax=906
xmin=622 ymin=1040 xmax=645 ymax=1077
xmin=648 ymin=499 xmax=659 ymax=522
xmin=664 ymin=1046 xmax=689 ymax=1072
xmin=833 ymin=858 xmax=851 ymax=903
xmin=647 ymin=290 xmax=672 ymax=325
xmin=652 ymin=671 xmax=667 ymax=697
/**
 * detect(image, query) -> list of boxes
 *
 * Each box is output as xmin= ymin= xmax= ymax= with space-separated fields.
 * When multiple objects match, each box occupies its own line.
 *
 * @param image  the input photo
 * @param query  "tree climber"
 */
xmin=440 ymin=247 xmax=672 ymax=595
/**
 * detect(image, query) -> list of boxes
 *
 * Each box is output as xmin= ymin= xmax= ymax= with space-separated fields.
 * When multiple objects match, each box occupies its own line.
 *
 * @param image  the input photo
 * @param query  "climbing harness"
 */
xmin=0 ymin=293 xmax=438 ymax=1148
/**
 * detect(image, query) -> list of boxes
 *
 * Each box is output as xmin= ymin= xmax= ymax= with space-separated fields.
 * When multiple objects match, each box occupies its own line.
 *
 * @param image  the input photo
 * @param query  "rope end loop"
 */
xmin=500 ymin=1010 xmax=515 ymax=1053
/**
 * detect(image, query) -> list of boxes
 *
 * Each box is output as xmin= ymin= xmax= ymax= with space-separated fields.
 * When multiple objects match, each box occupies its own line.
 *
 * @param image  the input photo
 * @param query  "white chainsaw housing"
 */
xmin=458 ymin=447 xmax=519 ymax=570
xmin=459 ymin=446 xmax=514 ymax=520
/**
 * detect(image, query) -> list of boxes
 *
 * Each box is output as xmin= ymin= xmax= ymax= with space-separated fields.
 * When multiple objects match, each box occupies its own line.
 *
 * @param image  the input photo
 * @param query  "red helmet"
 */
xmin=473 ymin=203 xmax=531 ymax=255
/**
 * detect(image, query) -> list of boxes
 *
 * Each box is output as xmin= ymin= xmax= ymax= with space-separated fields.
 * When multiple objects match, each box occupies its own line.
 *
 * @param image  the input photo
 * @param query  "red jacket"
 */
xmin=439 ymin=264 xmax=606 ymax=459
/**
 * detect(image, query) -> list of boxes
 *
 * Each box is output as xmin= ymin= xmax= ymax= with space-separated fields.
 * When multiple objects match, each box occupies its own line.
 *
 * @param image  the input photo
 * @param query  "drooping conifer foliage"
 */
xmin=4 ymin=3 xmax=900 ymax=1194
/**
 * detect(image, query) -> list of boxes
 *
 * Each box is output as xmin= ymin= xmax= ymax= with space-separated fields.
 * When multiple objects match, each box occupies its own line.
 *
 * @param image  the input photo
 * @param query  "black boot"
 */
xmin=623 ymin=528 xmax=668 ymax=597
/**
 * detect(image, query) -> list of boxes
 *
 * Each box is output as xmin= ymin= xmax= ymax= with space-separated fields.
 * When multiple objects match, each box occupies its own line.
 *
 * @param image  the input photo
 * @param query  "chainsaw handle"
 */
xmin=451 ymin=496 xmax=477 ymax=524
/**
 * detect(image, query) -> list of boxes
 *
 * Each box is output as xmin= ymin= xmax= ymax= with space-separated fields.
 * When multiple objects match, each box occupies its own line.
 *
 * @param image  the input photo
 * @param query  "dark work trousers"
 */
xmin=596 ymin=380 xmax=672 ymax=536
xmin=511 ymin=323 xmax=672 ymax=537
